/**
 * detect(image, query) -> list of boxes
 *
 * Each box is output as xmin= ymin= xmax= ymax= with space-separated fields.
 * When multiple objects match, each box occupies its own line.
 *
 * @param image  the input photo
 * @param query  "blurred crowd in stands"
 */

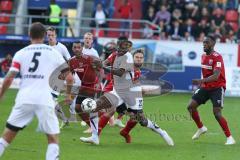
xmin=90 ymin=0 xmax=239 ymax=43
xmin=141 ymin=0 xmax=239 ymax=43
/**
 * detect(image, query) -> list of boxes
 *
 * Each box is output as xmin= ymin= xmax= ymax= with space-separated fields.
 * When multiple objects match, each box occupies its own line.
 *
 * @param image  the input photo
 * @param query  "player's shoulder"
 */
xmin=212 ymin=51 xmax=223 ymax=60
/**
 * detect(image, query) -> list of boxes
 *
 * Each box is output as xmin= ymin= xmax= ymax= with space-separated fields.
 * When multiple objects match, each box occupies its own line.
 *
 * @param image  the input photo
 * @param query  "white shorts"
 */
xmin=104 ymin=87 xmax=143 ymax=110
xmin=7 ymin=104 xmax=60 ymax=134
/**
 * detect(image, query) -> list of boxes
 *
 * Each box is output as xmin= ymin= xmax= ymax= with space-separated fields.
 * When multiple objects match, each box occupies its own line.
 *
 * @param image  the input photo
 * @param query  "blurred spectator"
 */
xmin=212 ymin=0 xmax=227 ymax=9
xmin=0 ymin=54 xmax=12 ymax=77
xmin=183 ymin=0 xmax=199 ymax=20
xmin=171 ymin=8 xmax=183 ymax=23
xmin=196 ymin=7 xmax=210 ymax=23
xmin=143 ymin=6 xmax=155 ymax=22
xmin=226 ymin=0 xmax=238 ymax=9
xmin=196 ymin=19 xmax=210 ymax=38
xmin=59 ymin=12 xmax=74 ymax=37
xmin=118 ymin=0 xmax=133 ymax=36
xmin=154 ymin=19 xmax=167 ymax=38
xmin=182 ymin=18 xmax=197 ymax=38
xmin=90 ymin=3 xmax=109 ymax=35
xmin=182 ymin=31 xmax=195 ymax=41
xmin=143 ymin=0 xmax=161 ymax=15
xmin=153 ymin=5 xmax=171 ymax=26
xmin=197 ymin=32 xmax=206 ymax=41
xmin=211 ymin=7 xmax=225 ymax=30
xmin=47 ymin=0 xmax=62 ymax=27
xmin=143 ymin=24 xmax=154 ymax=38
xmin=169 ymin=0 xmax=185 ymax=12
xmin=213 ymin=27 xmax=223 ymax=42
xmin=168 ymin=20 xmax=183 ymax=40
xmin=225 ymin=29 xmax=237 ymax=43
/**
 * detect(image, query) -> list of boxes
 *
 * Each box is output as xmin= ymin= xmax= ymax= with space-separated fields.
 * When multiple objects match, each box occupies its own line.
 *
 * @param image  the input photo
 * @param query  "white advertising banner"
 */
xmin=98 ymin=38 xmax=238 ymax=68
xmin=225 ymin=67 xmax=240 ymax=97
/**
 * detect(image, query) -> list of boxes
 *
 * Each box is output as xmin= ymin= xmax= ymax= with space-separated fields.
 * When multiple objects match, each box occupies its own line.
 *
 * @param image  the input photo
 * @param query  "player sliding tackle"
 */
xmin=67 ymin=40 xmax=174 ymax=145
xmin=187 ymin=35 xmax=235 ymax=145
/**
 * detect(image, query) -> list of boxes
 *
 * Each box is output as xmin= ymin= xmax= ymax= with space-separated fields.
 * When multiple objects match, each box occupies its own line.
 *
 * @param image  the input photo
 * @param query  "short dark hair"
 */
xmin=133 ymin=49 xmax=144 ymax=56
xmin=72 ymin=40 xmax=84 ymax=46
xmin=30 ymin=22 xmax=46 ymax=39
xmin=46 ymin=26 xmax=56 ymax=32
xmin=207 ymin=35 xmax=216 ymax=43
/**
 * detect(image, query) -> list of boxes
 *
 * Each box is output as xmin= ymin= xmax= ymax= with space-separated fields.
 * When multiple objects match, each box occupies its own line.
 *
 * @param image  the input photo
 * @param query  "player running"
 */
xmin=119 ymin=49 xmax=174 ymax=146
xmin=0 ymin=22 xmax=65 ymax=159
xmin=65 ymin=41 xmax=102 ymax=144
xmin=46 ymin=26 xmax=71 ymax=128
xmin=187 ymin=35 xmax=235 ymax=145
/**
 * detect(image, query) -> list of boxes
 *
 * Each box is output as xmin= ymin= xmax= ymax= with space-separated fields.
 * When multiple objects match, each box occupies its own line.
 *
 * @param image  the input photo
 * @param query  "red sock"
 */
xmin=122 ymin=120 xmax=137 ymax=134
xmin=191 ymin=110 xmax=203 ymax=128
xmin=98 ymin=111 xmax=104 ymax=117
xmin=98 ymin=115 xmax=111 ymax=136
xmin=117 ymin=114 xmax=124 ymax=120
xmin=217 ymin=117 xmax=231 ymax=137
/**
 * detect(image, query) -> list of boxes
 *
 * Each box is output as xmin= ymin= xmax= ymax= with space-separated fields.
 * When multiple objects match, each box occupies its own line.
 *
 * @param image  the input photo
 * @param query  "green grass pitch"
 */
xmin=0 ymin=89 xmax=239 ymax=160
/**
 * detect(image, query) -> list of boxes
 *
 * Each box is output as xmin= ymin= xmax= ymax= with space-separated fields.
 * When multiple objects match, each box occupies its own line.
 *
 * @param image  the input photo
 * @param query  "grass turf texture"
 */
xmin=0 ymin=89 xmax=239 ymax=160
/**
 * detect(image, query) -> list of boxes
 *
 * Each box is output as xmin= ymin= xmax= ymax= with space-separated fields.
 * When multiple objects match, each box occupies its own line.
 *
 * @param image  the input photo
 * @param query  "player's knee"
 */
xmin=47 ymin=134 xmax=59 ymax=144
xmin=139 ymin=118 xmax=148 ymax=127
xmin=213 ymin=110 xmax=222 ymax=120
xmin=96 ymin=96 xmax=112 ymax=111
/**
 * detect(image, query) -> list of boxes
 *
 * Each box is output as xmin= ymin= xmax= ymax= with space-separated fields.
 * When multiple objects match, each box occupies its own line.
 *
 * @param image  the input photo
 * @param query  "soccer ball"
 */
xmin=81 ymin=98 xmax=97 ymax=113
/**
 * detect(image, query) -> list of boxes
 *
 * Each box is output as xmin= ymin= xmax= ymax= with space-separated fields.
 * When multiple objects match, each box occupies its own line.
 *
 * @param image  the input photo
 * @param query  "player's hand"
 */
xmin=192 ymin=79 xmax=202 ymax=85
xmin=92 ymin=59 xmax=102 ymax=69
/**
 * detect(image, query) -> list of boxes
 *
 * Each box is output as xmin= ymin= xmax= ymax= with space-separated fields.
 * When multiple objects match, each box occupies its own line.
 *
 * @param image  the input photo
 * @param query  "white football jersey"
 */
xmin=51 ymin=42 xmax=71 ymax=60
xmin=10 ymin=44 xmax=65 ymax=107
xmin=83 ymin=47 xmax=99 ymax=58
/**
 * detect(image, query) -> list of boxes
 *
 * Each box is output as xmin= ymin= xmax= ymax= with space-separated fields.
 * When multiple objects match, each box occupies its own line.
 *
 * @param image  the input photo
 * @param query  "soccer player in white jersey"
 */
xmin=0 ymin=22 xmax=65 ymax=160
xmin=46 ymin=26 xmax=71 ymax=128
xmin=82 ymin=32 xmax=99 ymax=58
xmin=46 ymin=26 xmax=71 ymax=60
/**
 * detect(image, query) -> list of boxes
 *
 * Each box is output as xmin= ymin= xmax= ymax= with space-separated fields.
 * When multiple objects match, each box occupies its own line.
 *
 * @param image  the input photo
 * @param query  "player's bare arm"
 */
xmin=0 ymin=71 xmax=18 ymax=99
xmin=192 ymin=70 xmax=220 ymax=85
xmin=65 ymin=72 xmax=74 ymax=104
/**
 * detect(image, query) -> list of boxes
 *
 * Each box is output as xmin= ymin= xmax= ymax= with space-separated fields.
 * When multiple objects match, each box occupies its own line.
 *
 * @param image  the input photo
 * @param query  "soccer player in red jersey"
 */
xmin=65 ymin=41 xmax=102 ymax=144
xmin=187 ymin=35 xmax=236 ymax=145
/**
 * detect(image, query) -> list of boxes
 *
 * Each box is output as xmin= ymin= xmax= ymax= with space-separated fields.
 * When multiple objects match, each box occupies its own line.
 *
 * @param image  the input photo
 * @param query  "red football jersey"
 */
xmin=201 ymin=51 xmax=226 ymax=89
xmin=69 ymin=55 xmax=100 ymax=96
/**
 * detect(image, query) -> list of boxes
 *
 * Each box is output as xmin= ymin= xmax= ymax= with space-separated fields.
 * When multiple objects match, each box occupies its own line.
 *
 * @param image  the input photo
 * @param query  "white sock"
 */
xmin=0 ymin=138 xmax=9 ymax=157
xmin=147 ymin=119 xmax=164 ymax=136
xmin=46 ymin=143 xmax=59 ymax=160
xmin=90 ymin=112 xmax=99 ymax=139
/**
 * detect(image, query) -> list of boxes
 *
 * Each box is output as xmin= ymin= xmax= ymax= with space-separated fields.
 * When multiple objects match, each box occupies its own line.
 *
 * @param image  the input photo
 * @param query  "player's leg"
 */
xmin=0 ymin=104 xmax=35 ymax=157
xmin=114 ymin=103 xmax=127 ymax=128
xmin=35 ymin=104 xmax=60 ymax=159
xmin=210 ymin=88 xmax=235 ymax=145
xmin=53 ymin=93 xmax=69 ymax=128
xmin=80 ymin=92 xmax=119 ymax=144
xmin=120 ymin=111 xmax=138 ymax=143
xmin=75 ymin=96 xmax=90 ymax=126
xmin=46 ymin=134 xmax=59 ymax=160
xmin=136 ymin=110 xmax=174 ymax=146
xmin=188 ymin=88 xmax=208 ymax=140
xmin=98 ymin=107 xmax=116 ymax=136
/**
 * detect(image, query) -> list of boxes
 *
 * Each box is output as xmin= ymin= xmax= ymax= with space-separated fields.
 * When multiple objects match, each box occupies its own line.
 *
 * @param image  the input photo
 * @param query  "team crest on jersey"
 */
xmin=209 ymin=59 xmax=213 ymax=65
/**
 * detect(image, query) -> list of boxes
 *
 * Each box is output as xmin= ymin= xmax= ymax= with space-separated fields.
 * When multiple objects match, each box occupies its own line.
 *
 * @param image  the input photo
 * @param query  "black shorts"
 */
xmin=192 ymin=87 xmax=225 ymax=108
xmin=116 ymin=103 xmax=127 ymax=114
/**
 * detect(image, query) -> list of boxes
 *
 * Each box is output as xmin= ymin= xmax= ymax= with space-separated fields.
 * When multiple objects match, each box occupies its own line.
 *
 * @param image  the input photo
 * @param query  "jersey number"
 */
xmin=29 ymin=52 xmax=41 ymax=72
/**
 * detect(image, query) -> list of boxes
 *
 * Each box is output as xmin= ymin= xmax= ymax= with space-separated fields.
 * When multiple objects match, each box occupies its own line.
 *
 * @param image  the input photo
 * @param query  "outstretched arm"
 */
xmin=0 ymin=71 xmax=18 ymax=99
